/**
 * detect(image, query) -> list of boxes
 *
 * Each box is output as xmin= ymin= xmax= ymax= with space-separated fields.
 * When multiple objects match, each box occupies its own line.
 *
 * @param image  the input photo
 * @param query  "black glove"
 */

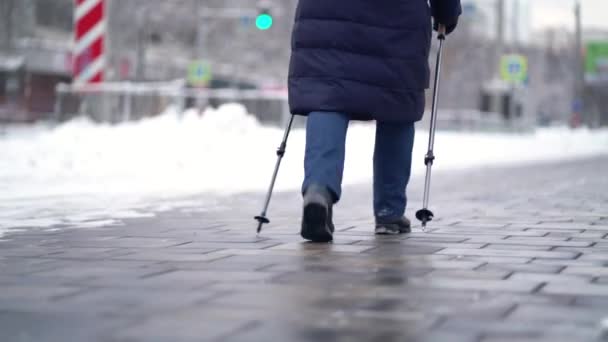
xmin=433 ymin=17 xmax=458 ymax=35
xmin=429 ymin=0 xmax=462 ymax=35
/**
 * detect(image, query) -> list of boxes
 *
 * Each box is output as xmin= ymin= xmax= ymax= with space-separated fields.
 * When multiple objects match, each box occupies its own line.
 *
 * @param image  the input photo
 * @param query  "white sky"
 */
xmin=530 ymin=0 xmax=608 ymax=31
xmin=471 ymin=0 xmax=607 ymax=42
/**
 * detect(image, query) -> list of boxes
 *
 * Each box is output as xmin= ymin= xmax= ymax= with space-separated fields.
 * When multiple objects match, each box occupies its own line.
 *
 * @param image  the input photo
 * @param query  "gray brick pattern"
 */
xmin=0 ymin=157 xmax=607 ymax=341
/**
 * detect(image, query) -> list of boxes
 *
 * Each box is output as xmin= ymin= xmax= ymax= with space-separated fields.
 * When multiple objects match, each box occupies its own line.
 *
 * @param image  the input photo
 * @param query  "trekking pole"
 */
xmin=416 ymin=25 xmax=447 ymax=230
xmin=255 ymin=114 xmax=295 ymax=233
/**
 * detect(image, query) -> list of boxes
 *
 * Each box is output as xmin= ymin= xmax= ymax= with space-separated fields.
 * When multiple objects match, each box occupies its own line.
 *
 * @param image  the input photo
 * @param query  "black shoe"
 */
xmin=301 ymin=184 xmax=334 ymax=242
xmin=375 ymin=216 xmax=411 ymax=235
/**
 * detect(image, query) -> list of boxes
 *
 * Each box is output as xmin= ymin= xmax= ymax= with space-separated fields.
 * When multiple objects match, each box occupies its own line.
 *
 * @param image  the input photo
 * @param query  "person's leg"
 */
xmin=373 ymin=121 xmax=415 ymax=223
xmin=302 ymin=111 xmax=350 ymax=202
xmin=301 ymin=111 xmax=349 ymax=242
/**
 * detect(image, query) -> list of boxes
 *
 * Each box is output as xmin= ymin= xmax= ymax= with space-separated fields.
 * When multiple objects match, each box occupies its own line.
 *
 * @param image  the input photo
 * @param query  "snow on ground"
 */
xmin=1 ymin=103 xmax=607 ymax=234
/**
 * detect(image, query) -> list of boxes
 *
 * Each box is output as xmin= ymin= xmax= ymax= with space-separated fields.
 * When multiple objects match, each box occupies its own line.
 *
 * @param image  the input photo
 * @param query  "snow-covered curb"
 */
xmin=0 ymin=103 xmax=606 ymax=234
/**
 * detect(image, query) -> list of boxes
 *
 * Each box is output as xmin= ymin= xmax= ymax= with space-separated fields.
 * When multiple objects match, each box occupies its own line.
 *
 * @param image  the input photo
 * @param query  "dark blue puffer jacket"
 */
xmin=288 ymin=0 xmax=461 ymax=123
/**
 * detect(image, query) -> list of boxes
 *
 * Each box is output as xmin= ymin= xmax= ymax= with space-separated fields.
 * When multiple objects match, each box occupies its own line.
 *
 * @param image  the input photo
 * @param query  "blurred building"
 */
xmin=103 ymin=0 xmax=296 ymax=85
xmin=0 ymin=0 xmax=72 ymax=122
xmin=1 ymin=0 xmax=602 ymax=128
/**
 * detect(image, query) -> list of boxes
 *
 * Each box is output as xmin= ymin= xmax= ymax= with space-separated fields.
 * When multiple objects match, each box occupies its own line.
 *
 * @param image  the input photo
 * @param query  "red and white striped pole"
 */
xmin=73 ymin=0 xmax=106 ymax=85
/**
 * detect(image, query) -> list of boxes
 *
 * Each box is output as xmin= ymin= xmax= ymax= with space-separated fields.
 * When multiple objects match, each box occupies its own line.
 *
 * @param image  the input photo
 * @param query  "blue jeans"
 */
xmin=302 ymin=111 xmax=415 ymax=221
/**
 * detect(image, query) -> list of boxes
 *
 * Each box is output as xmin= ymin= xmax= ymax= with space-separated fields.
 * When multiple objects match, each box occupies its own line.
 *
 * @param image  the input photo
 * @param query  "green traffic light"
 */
xmin=256 ymin=13 xmax=273 ymax=30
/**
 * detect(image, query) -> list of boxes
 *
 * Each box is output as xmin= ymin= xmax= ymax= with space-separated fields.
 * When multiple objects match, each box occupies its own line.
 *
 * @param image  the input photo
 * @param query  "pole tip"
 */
xmin=254 ymin=215 xmax=270 ymax=234
xmin=416 ymin=208 xmax=435 ymax=225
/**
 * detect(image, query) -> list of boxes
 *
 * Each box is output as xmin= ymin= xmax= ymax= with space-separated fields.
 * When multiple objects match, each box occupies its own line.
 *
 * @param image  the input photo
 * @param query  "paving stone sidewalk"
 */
xmin=1 ymin=156 xmax=608 ymax=342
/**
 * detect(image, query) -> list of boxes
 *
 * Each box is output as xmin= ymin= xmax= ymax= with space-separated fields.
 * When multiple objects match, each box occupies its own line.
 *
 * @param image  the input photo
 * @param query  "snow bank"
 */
xmin=0 ymin=104 xmax=607 ymax=233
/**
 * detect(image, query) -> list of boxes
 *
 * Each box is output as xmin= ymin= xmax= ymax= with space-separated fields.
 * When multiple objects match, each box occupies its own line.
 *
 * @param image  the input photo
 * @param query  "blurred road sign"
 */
xmin=585 ymin=41 xmax=608 ymax=82
xmin=500 ymin=54 xmax=528 ymax=84
xmin=240 ymin=16 xmax=253 ymax=27
xmin=187 ymin=60 xmax=212 ymax=87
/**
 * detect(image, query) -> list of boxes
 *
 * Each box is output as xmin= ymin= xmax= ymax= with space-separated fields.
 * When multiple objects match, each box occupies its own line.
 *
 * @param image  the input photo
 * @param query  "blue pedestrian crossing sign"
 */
xmin=500 ymin=54 xmax=528 ymax=84
xmin=187 ymin=60 xmax=212 ymax=87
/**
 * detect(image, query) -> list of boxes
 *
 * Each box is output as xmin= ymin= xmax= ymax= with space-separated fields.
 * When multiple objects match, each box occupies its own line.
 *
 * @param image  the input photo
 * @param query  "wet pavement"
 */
xmin=1 ymin=156 xmax=608 ymax=342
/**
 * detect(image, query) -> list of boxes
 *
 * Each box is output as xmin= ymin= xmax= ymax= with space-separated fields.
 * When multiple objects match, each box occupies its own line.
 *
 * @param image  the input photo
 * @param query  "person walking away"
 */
xmin=288 ymin=0 xmax=462 ymax=242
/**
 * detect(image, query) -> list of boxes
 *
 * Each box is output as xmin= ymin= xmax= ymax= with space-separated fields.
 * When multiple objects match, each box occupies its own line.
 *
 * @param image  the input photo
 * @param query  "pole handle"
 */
xmin=438 ymin=24 xmax=447 ymax=40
